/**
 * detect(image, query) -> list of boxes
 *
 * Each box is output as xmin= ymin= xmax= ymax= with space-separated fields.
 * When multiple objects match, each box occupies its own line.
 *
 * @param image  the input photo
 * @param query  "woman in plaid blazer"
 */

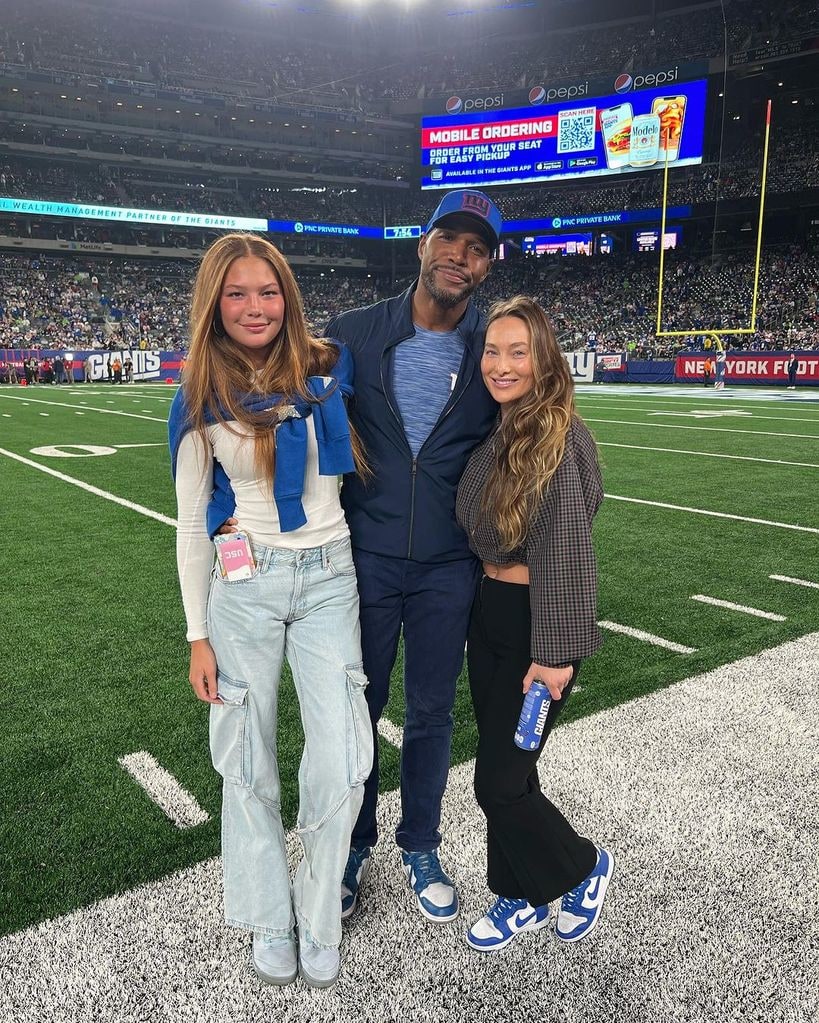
xmin=455 ymin=295 xmax=614 ymax=953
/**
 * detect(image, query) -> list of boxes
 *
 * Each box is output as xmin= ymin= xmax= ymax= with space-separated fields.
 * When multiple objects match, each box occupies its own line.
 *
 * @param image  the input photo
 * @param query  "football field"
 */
xmin=1 ymin=381 xmax=817 ymax=1020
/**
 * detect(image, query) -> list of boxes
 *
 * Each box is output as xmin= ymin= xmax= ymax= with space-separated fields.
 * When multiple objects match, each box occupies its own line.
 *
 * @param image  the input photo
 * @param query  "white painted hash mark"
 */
xmin=118 ymin=752 xmax=210 ymax=829
xmin=377 ymin=717 xmax=403 ymax=749
xmin=605 ymin=494 xmax=819 ymax=535
xmin=690 ymin=595 xmax=786 ymax=621
xmin=0 ymin=447 xmax=177 ymax=527
xmin=598 ymin=620 xmax=698 ymax=654
xmin=769 ymin=574 xmax=819 ymax=590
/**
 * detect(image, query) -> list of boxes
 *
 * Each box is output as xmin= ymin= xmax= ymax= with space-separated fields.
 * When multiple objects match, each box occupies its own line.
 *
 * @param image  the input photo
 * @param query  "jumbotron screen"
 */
xmin=421 ymin=79 xmax=707 ymax=189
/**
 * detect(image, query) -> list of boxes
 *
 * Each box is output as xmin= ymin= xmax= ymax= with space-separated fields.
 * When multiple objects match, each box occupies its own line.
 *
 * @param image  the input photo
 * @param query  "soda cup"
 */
xmin=514 ymin=680 xmax=552 ymax=751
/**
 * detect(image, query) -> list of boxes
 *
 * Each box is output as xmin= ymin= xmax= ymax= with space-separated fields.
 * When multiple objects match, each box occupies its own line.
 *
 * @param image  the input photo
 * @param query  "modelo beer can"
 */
xmin=514 ymin=681 xmax=552 ymax=750
xmin=629 ymin=112 xmax=661 ymax=167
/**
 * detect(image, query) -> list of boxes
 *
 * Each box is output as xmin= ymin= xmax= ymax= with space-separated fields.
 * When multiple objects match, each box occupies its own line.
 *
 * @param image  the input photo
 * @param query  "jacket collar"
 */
xmin=391 ymin=280 xmax=485 ymax=358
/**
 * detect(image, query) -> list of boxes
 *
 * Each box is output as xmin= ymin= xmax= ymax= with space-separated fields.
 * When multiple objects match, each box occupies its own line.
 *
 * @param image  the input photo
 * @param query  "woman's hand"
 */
xmin=189 ymin=639 xmax=222 ymax=704
xmin=522 ymin=662 xmax=573 ymax=700
xmin=215 ymin=517 xmax=239 ymax=536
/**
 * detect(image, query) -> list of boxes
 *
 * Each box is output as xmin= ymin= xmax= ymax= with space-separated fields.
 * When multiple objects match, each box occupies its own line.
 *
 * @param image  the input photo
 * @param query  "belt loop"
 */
xmin=321 ymin=545 xmax=329 ymax=571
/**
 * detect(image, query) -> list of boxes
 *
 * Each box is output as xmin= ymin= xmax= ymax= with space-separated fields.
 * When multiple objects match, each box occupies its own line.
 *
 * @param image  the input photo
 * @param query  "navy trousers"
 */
xmin=350 ymin=549 xmax=480 ymax=852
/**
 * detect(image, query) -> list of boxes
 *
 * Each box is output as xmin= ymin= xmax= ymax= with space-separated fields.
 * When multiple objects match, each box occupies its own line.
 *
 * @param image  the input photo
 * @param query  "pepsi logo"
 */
xmin=445 ymin=95 xmax=463 ymax=114
xmin=528 ymin=86 xmax=546 ymax=105
xmin=614 ymin=74 xmax=633 ymax=93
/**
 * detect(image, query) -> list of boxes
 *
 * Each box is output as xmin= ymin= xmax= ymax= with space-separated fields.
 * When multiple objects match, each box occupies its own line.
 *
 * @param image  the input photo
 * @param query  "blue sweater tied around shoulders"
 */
xmin=168 ymin=342 xmax=355 ymax=536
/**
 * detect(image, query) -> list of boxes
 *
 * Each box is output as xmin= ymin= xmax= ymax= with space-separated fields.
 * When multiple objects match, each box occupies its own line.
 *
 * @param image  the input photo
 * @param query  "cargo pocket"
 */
xmin=345 ymin=664 xmax=373 ymax=787
xmin=209 ymin=672 xmax=249 ymax=786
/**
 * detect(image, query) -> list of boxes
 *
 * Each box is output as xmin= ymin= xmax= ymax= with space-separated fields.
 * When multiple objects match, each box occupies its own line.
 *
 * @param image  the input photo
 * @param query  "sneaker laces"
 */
xmin=409 ymin=851 xmax=450 ymax=886
xmin=342 ymin=847 xmax=369 ymax=889
xmin=487 ymin=897 xmax=525 ymax=924
xmin=561 ymin=879 xmax=585 ymax=913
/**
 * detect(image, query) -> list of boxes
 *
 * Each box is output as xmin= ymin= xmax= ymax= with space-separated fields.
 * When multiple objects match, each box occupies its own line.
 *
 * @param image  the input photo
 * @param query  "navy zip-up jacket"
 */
xmin=326 ymin=281 xmax=497 ymax=564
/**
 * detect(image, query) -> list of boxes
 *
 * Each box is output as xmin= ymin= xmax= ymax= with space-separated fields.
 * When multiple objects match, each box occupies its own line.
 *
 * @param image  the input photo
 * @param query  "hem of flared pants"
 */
xmin=225 ymin=918 xmax=294 ymax=939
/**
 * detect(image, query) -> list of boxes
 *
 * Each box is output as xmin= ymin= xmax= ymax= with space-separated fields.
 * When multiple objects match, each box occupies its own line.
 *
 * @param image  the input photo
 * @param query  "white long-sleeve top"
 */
xmin=175 ymin=417 xmax=348 ymax=641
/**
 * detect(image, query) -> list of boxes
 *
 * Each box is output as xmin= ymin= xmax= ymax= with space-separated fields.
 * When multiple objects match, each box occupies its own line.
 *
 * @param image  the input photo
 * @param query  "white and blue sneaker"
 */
xmin=341 ymin=845 xmax=372 ymax=920
xmin=466 ymin=897 xmax=550 ymax=952
xmin=556 ymin=846 xmax=615 ymax=943
xmin=401 ymin=849 xmax=459 ymax=923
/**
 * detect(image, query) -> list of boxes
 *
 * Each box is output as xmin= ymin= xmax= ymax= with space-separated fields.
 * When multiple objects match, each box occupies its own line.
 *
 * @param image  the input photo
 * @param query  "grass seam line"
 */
xmin=0 ymin=447 xmax=177 ymax=527
xmin=690 ymin=595 xmax=787 ymax=621
xmin=598 ymin=620 xmax=698 ymax=654
xmin=605 ymin=494 xmax=819 ymax=535
xmin=118 ymin=752 xmax=210 ymax=830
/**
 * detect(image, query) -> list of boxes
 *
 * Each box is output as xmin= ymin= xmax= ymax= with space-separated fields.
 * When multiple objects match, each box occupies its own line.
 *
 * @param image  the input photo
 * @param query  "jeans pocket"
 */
xmin=345 ymin=664 xmax=373 ymax=787
xmin=209 ymin=672 xmax=249 ymax=786
xmin=326 ymin=541 xmax=357 ymax=579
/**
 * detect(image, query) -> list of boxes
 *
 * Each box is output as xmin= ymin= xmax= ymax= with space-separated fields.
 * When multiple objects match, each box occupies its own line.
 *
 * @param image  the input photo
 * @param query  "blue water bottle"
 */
xmin=514 ymin=681 xmax=552 ymax=750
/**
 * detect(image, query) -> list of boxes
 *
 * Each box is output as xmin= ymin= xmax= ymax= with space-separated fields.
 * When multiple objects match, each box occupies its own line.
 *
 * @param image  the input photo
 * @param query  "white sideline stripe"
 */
xmin=598 ymin=442 xmax=819 ymax=470
xmin=605 ymin=493 xmax=819 ymax=535
xmin=377 ymin=717 xmax=403 ymax=749
xmin=690 ymin=595 xmax=786 ymax=621
xmin=118 ymin=752 xmax=210 ymax=830
xmin=770 ymin=574 xmax=819 ymax=590
xmin=0 ymin=393 xmax=166 ymax=423
xmin=598 ymin=620 xmax=698 ymax=654
xmin=585 ymin=416 xmax=819 ymax=441
xmin=0 ymin=448 xmax=177 ymax=527
xmin=581 ymin=399 xmax=819 ymax=425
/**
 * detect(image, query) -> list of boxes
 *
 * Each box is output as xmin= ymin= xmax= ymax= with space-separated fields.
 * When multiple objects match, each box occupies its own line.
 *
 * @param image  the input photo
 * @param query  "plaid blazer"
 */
xmin=455 ymin=415 xmax=603 ymax=666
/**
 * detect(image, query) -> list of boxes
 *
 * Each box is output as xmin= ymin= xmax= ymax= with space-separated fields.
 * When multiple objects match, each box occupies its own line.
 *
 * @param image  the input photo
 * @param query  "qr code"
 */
xmin=557 ymin=107 xmax=597 ymax=153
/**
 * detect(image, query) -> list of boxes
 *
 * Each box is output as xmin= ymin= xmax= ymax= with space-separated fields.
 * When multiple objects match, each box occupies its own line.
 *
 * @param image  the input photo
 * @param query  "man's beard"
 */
xmin=420 ymin=265 xmax=474 ymax=309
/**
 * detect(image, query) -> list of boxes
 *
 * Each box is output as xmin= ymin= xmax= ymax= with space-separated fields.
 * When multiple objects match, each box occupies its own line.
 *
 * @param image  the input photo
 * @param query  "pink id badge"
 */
xmin=214 ymin=531 xmax=256 ymax=581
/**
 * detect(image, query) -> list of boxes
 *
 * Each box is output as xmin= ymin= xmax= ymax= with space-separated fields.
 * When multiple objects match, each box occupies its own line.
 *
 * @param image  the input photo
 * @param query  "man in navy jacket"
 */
xmin=326 ymin=189 xmax=501 ymax=925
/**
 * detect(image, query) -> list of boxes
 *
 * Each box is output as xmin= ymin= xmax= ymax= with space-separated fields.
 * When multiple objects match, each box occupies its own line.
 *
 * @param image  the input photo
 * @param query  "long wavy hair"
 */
xmin=479 ymin=295 xmax=579 ymax=551
xmin=183 ymin=232 xmax=366 ymax=485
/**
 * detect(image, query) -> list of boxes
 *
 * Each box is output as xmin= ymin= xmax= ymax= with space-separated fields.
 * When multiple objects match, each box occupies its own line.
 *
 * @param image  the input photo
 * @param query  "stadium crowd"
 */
xmin=2 ymin=246 xmax=816 ymax=357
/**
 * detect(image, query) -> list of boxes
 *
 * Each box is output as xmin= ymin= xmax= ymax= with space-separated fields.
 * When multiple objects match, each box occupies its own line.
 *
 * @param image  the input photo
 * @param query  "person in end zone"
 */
xmin=168 ymin=233 xmax=372 ymax=989
xmin=455 ymin=296 xmax=614 ymax=952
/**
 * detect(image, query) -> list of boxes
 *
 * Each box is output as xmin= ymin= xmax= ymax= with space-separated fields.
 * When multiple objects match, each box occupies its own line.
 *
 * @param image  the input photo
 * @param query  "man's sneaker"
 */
xmin=341 ymin=845 xmax=372 ymax=920
xmin=556 ymin=847 xmax=615 ymax=943
xmin=252 ymin=932 xmax=297 ymax=986
xmin=298 ymin=935 xmax=340 ymax=989
xmin=401 ymin=849 xmax=459 ymax=923
xmin=466 ymin=897 xmax=550 ymax=952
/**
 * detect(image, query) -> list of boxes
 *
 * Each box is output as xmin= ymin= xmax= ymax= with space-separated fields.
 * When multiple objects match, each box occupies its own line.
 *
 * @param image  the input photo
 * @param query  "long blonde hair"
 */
xmin=480 ymin=296 xmax=578 ymax=550
xmin=183 ymin=232 xmax=366 ymax=484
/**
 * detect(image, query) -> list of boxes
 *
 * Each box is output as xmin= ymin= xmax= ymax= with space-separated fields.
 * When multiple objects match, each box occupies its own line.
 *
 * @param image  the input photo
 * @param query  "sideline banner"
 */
xmin=0 ymin=349 xmax=184 ymax=382
xmin=674 ymin=353 xmax=817 ymax=384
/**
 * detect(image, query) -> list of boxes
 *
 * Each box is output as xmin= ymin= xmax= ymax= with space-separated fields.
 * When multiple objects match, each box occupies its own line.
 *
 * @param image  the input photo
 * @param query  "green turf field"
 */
xmin=1 ymin=381 xmax=818 ymax=936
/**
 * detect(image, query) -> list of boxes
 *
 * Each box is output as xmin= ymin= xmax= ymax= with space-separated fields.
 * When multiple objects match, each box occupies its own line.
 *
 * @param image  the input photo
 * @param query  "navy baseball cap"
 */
xmin=425 ymin=189 xmax=502 ymax=252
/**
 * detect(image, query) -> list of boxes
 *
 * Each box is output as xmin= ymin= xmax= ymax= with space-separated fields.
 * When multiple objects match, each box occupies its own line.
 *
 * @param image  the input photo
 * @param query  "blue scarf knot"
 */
xmin=168 ymin=342 xmax=355 ymax=535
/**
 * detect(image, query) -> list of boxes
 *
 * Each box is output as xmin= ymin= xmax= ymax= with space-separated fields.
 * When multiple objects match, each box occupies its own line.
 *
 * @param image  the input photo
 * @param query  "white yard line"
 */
xmin=580 ymin=399 xmax=819 ymax=424
xmin=0 ymin=393 xmax=167 ymax=423
xmin=0 ymin=448 xmax=177 ymax=527
xmin=377 ymin=717 xmax=404 ymax=749
xmin=597 ymin=441 xmax=819 ymax=470
xmin=769 ymin=574 xmax=819 ymax=590
xmin=605 ymin=494 xmax=819 ymax=535
xmin=690 ymin=595 xmax=786 ymax=621
xmin=585 ymin=416 xmax=819 ymax=441
xmin=598 ymin=620 xmax=698 ymax=654
xmin=118 ymin=752 xmax=210 ymax=830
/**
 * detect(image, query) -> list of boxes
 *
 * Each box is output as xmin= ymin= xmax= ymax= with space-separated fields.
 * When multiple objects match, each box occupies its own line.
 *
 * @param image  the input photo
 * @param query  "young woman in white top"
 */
xmin=169 ymin=233 xmax=371 ymax=989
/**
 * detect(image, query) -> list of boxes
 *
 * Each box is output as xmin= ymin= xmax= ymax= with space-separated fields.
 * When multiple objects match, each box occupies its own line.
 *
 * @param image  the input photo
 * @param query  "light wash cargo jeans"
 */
xmin=207 ymin=535 xmax=373 ymax=949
